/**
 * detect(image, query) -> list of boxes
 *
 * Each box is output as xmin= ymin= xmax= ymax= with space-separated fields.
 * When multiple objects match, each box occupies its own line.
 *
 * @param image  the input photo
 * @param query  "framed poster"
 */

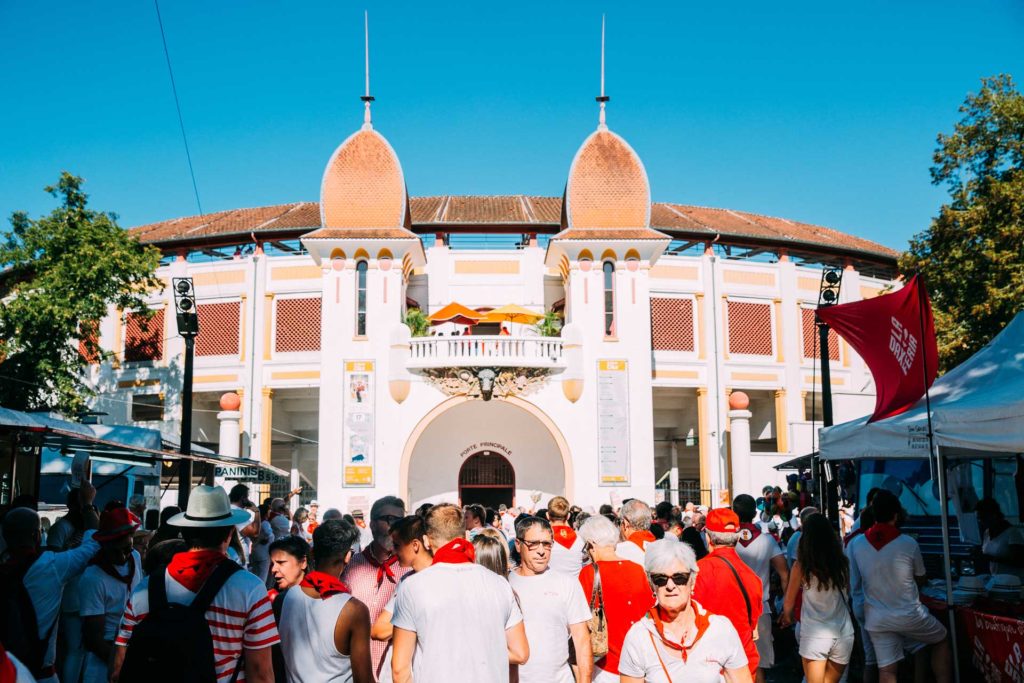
xmin=597 ymin=359 xmax=630 ymax=485
xmin=343 ymin=360 xmax=375 ymax=486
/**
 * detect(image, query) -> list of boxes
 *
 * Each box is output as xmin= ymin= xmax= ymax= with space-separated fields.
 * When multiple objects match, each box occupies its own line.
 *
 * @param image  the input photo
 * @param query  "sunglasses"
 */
xmin=649 ymin=572 xmax=691 ymax=588
xmin=517 ymin=539 xmax=554 ymax=550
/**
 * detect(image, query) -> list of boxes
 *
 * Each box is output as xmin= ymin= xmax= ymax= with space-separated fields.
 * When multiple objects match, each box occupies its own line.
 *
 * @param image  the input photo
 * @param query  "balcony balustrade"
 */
xmin=406 ymin=335 xmax=564 ymax=372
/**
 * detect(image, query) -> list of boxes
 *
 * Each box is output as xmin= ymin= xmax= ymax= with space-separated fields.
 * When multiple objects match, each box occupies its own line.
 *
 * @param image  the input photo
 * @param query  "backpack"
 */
xmin=0 ymin=555 xmax=53 ymax=678
xmin=120 ymin=559 xmax=242 ymax=683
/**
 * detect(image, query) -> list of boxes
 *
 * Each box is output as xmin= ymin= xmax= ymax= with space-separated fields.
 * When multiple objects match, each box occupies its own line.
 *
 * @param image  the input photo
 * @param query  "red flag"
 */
xmin=815 ymin=275 xmax=937 ymax=422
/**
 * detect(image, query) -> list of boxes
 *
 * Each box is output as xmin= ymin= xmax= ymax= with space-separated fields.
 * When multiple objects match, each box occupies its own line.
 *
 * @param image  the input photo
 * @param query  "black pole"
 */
xmin=817 ymin=314 xmax=840 ymax=526
xmin=178 ymin=335 xmax=195 ymax=509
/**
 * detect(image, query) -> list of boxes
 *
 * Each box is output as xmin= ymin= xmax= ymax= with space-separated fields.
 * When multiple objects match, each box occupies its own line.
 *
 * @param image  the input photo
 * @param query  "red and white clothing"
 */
xmin=116 ymin=551 xmax=279 ymax=681
xmin=692 ymin=546 xmax=763 ymax=675
xmin=79 ymin=550 xmax=143 ymax=683
xmin=549 ymin=525 xmax=585 ymax=576
xmin=0 ymin=645 xmax=34 ymax=683
xmin=340 ymin=546 xmax=410 ymax=679
xmin=618 ymin=601 xmax=748 ymax=682
xmin=735 ymin=525 xmax=783 ymax=668
xmin=277 ymin=588 xmax=354 ymax=682
xmin=616 ymin=531 xmax=655 ymax=567
xmin=578 ymin=559 xmax=655 ymax=676
xmin=508 ymin=569 xmax=591 ymax=683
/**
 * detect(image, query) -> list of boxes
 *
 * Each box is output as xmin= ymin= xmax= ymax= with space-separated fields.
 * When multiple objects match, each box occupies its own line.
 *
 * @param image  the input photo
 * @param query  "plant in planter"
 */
xmin=535 ymin=311 xmax=563 ymax=337
xmin=404 ymin=308 xmax=430 ymax=337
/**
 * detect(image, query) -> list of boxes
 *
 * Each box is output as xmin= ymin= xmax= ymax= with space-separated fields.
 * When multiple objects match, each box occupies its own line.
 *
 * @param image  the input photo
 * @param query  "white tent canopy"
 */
xmin=820 ymin=312 xmax=1024 ymax=460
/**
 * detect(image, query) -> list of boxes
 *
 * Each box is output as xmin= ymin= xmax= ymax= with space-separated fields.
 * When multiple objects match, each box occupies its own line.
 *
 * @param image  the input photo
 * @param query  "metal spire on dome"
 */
xmin=361 ymin=10 xmax=374 ymax=130
xmin=596 ymin=15 xmax=609 ymax=130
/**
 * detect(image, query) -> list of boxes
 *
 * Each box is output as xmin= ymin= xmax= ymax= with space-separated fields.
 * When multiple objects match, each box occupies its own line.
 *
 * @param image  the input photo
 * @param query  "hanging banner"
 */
xmin=343 ymin=360 xmax=375 ymax=486
xmin=959 ymin=607 xmax=1024 ymax=681
xmin=597 ymin=359 xmax=630 ymax=485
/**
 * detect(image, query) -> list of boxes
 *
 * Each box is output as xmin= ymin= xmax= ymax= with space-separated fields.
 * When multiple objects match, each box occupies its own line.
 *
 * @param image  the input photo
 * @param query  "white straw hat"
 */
xmin=169 ymin=486 xmax=254 ymax=528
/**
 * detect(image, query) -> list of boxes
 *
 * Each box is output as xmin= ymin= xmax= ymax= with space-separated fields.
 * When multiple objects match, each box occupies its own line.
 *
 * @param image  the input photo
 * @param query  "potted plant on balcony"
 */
xmin=404 ymin=308 xmax=430 ymax=337
xmin=535 ymin=311 xmax=563 ymax=337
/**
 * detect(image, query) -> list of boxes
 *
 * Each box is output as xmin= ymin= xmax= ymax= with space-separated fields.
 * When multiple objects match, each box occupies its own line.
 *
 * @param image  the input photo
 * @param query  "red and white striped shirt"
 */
xmin=341 ymin=546 xmax=410 ymax=680
xmin=116 ymin=565 xmax=279 ymax=681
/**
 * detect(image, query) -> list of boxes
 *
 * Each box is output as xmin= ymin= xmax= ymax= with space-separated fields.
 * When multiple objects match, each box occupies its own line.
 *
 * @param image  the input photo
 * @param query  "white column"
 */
xmin=217 ymin=410 xmax=241 ymax=458
xmin=669 ymin=440 xmax=680 ymax=506
xmin=728 ymin=408 xmax=753 ymax=500
xmin=290 ymin=446 xmax=301 ymax=513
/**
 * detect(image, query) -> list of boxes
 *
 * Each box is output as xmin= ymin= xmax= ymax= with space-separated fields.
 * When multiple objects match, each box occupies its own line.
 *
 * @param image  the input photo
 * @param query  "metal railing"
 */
xmin=407 ymin=335 xmax=564 ymax=369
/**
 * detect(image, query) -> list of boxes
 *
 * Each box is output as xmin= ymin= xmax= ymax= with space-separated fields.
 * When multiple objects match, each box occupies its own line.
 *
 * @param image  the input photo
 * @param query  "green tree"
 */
xmin=404 ymin=307 xmax=430 ymax=337
xmin=535 ymin=310 xmax=563 ymax=337
xmin=900 ymin=74 xmax=1024 ymax=370
xmin=0 ymin=172 xmax=162 ymax=413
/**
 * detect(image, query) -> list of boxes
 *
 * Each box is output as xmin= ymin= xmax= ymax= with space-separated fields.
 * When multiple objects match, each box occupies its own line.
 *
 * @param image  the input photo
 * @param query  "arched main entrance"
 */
xmin=459 ymin=450 xmax=515 ymax=508
xmin=401 ymin=396 xmax=573 ymax=508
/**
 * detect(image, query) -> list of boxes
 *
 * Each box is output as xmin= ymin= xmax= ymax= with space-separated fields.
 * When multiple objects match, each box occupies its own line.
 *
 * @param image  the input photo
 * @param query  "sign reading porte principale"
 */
xmin=597 ymin=359 xmax=630 ymax=485
xmin=343 ymin=360 xmax=375 ymax=486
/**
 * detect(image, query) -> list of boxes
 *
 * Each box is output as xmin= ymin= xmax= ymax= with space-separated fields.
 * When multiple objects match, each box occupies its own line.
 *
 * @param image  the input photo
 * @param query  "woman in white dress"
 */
xmin=618 ymin=539 xmax=753 ymax=683
xmin=780 ymin=513 xmax=855 ymax=683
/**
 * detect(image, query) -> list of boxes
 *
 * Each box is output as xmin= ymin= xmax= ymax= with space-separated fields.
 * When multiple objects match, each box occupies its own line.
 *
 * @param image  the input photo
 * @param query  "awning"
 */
xmin=428 ymin=302 xmax=485 ymax=326
xmin=478 ymin=304 xmax=544 ymax=325
xmin=774 ymin=452 xmax=816 ymax=471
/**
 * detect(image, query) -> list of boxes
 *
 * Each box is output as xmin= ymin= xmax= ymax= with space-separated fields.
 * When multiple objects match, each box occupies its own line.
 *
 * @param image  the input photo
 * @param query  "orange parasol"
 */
xmin=427 ymin=302 xmax=486 ymax=326
xmin=478 ymin=304 xmax=544 ymax=325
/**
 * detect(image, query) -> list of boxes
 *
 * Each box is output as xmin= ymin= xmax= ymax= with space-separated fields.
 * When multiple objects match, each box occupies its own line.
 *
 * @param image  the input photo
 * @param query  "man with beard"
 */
xmin=341 ymin=496 xmax=410 ymax=680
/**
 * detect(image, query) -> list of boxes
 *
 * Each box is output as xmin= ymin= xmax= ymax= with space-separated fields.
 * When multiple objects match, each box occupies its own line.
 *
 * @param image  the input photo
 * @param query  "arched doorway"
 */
xmin=459 ymin=450 xmax=515 ymax=508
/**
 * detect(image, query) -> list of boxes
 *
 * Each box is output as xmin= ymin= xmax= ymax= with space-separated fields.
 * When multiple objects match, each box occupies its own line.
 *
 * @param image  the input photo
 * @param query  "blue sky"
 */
xmin=1 ymin=1 xmax=1022 ymax=251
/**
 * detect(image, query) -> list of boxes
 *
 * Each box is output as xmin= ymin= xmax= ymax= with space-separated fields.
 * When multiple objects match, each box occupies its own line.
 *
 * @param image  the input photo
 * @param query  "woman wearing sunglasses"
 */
xmin=619 ymin=539 xmax=753 ymax=682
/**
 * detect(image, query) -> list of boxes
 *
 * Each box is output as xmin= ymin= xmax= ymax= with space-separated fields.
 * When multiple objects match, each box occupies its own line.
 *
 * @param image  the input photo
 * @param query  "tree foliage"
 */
xmin=535 ymin=310 xmax=563 ymax=337
xmin=900 ymin=74 xmax=1024 ymax=370
xmin=0 ymin=172 xmax=162 ymax=413
xmin=404 ymin=307 xmax=430 ymax=337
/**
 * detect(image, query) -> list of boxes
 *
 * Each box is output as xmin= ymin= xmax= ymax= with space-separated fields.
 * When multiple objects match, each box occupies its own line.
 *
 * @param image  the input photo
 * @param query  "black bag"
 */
xmin=120 ymin=560 xmax=242 ymax=683
xmin=0 ymin=556 xmax=53 ymax=678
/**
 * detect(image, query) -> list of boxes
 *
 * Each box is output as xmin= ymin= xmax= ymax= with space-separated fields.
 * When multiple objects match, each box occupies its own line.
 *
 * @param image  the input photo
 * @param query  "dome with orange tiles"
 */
xmin=320 ymin=127 xmax=410 ymax=229
xmin=563 ymin=127 xmax=651 ymax=231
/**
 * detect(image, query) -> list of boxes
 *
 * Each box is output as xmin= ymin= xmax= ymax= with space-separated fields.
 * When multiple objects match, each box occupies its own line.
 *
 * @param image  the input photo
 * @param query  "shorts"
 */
xmin=799 ymin=633 xmax=855 ymax=665
xmin=755 ymin=611 xmax=775 ymax=669
xmin=868 ymin=613 xmax=947 ymax=668
xmin=854 ymin=612 xmax=876 ymax=666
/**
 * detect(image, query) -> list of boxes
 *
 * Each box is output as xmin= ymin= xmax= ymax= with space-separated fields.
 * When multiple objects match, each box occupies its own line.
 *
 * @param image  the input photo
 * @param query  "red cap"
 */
xmin=94 ymin=508 xmax=141 ymax=543
xmin=705 ymin=508 xmax=740 ymax=533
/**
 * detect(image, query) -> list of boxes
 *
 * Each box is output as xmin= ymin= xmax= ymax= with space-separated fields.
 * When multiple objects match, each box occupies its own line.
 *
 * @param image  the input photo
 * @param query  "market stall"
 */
xmin=819 ymin=312 xmax=1024 ymax=680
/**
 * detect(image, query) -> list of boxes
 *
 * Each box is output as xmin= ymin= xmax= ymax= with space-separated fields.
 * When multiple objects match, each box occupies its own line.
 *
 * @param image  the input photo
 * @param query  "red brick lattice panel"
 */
xmin=801 ymin=308 xmax=841 ymax=360
xmin=459 ymin=452 xmax=514 ymax=487
xmin=275 ymin=297 xmax=322 ymax=353
xmin=726 ymin=300 xmax=773 ymax=356
xmin=650 ymin=298 xmax=695 ymax=351
xmin=196 ymin=301 xmax=241 ymax=357
xmin=79 ymin=322 xmax=100 ymax=363
xmin=124 ymin=310 xmax=164 ymax=362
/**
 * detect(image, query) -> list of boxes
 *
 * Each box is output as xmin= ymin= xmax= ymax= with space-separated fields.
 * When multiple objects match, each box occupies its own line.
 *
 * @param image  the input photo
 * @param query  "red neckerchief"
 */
xmin=648 ymin=601 xmax=712 ymax=662
xmin=167 ymin=549 xmax=226 ymax=593
xmin=363 ymin=546 xmax=400 ymax=587
xmin=431 ymin=538 xmax=475 ymax=565
xmin=307 ymin=521 xmax=319 ymax=535
xmin=267 ymin=510 xmax=281 ymax=521
xmin=0 ymin=642 xmax=16 ymax=683
xmin=628 ymin=530 xmax=656 ymax=550
xmin=90 ymin=554 xmax=136 ymax=586
xmin=738 ymin=523 xmax=762 ymax=548
xmin=301 ymin=571 xmax=350 ymax=599
xmin=552 ymin=525 xmax=578 ymax=549
xmin=843 ymin=528 xmax=865 ymax=548
xmin=267 ymin=588 xmax=279 ymax=602
xmin=865 ymin=523 xmax=901 ymax=551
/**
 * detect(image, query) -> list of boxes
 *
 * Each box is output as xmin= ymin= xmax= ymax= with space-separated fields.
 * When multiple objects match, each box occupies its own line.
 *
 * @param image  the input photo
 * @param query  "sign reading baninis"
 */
xmin=817 ymin=275 xmax=937 ymax=422
xmin=597 ymin=360 xmax=630 ymax=485
xmin=344 ymin=360 xmax=375 ymax=487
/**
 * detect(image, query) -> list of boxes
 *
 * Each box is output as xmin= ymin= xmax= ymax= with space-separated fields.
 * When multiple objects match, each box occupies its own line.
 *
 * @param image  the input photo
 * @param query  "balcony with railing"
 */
xmin=406 ymin=336 xmax=565 ymax=372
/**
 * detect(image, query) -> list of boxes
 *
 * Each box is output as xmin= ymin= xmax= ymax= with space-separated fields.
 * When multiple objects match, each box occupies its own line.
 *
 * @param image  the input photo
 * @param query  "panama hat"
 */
xmin=169 ymin=485 xmax=253 ymax=528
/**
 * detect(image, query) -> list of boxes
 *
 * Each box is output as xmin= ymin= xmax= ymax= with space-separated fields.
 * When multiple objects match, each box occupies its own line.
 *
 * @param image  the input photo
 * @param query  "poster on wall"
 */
xmin=343 ymin=360 xmax=374 ymax=487
xmin=597 ymin=359 xmax=630 ymax=485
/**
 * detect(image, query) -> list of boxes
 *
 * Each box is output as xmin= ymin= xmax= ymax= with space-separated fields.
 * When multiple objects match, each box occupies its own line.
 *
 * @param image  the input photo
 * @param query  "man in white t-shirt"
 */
xmin=615 ymin=499 xmax=656 ymax=567
xmin=733 ymin=494 xmax=788 ymax=683
xmin=546 ymin=496 xmax=585 ymax=576
xmin=847 ymin=491 xmax=950 ymax=683
xmin=79 ymin=508 xmax=143 ymax=683
xmin=509 ymin=515 xmax=592 ymax=683
xmin=391 ymin=503 xmax=528 ymax=683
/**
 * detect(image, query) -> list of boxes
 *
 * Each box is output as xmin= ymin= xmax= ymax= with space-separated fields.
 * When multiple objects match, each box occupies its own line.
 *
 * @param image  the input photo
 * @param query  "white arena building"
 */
xmin=83 ymin=100 xmax=899 ymax=513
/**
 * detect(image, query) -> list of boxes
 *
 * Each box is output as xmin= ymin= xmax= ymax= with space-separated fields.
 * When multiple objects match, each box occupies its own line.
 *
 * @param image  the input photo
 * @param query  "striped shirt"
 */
xmin=341 ymin=546 xmax=410 ymax=680
xmin=116 ymin=567 xmax=279 ymax=681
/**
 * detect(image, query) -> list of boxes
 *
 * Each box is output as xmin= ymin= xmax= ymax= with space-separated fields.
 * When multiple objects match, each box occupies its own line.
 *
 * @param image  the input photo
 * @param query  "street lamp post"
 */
xmin=816 ymin=266 xmax=843 ymax=525
xmin=172 ymin=277 xmax=199 ymax=508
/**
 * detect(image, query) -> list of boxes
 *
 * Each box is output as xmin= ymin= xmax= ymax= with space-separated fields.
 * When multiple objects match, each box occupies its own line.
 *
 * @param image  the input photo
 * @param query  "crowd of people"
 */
xmin=0 ymin=480 xmax=961 ymax=683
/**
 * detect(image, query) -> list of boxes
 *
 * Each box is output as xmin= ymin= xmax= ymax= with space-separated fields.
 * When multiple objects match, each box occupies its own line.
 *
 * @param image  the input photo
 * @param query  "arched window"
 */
xmin=356 ymin=261 xmax=368 ymax=336
xmin=603 ymin=261 xmax=616 ymax=336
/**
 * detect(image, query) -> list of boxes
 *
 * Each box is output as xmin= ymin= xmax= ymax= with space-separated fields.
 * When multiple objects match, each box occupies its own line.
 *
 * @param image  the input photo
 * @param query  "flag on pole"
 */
xmin=816 ymin=275 xmax=937 ymax=422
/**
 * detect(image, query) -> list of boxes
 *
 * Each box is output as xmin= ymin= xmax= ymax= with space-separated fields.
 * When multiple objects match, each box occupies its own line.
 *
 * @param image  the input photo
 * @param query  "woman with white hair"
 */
xmin=619 ymin=539 xmax=753 ymax=682
xmin=577 ymin=515 xmax=655 ymax=682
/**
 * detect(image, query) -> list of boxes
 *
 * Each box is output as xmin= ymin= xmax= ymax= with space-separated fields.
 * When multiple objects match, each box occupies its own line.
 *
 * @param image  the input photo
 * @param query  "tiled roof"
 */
xmin=301 ymin=227 xmax=421 ymax=240
xmin=129 ymin=196 xmax=899 ymax=261
xmin=320 ymin=128 xmax=410 ymax=231
xmin=565 ymin=129 xmax=651 ymax=231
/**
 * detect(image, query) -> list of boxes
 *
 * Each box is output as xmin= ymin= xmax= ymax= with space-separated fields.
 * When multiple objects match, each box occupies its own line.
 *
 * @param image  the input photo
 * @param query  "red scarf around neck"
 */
xmin=301 ymin=571 xmax=350 ymax=599
xmin=364 ymin=546 xmax=400 ymax=587
xmin=90 ymin=553 xmax=136 ymax=586
xmin=628 ymin=530 xmax=656 ymax=550
xmin=167 ymin=549 xmax=226 ymax=593
xmin=553 ymin=525 xmax=578 ymax=549
xmin=738 ymin=523 xmax=762 ymax=548
xmin=843 ymin=528 xmax=865 ymax=548
xmin=0 ymin=643 xmax=16 ymax=683
xmin=431 ymin=538 xmax=475 ymax=565
xmin=865 ymin=523 xmax=901 ymax=551
xmin=648 ymin=601 xmax=712 ymax=662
